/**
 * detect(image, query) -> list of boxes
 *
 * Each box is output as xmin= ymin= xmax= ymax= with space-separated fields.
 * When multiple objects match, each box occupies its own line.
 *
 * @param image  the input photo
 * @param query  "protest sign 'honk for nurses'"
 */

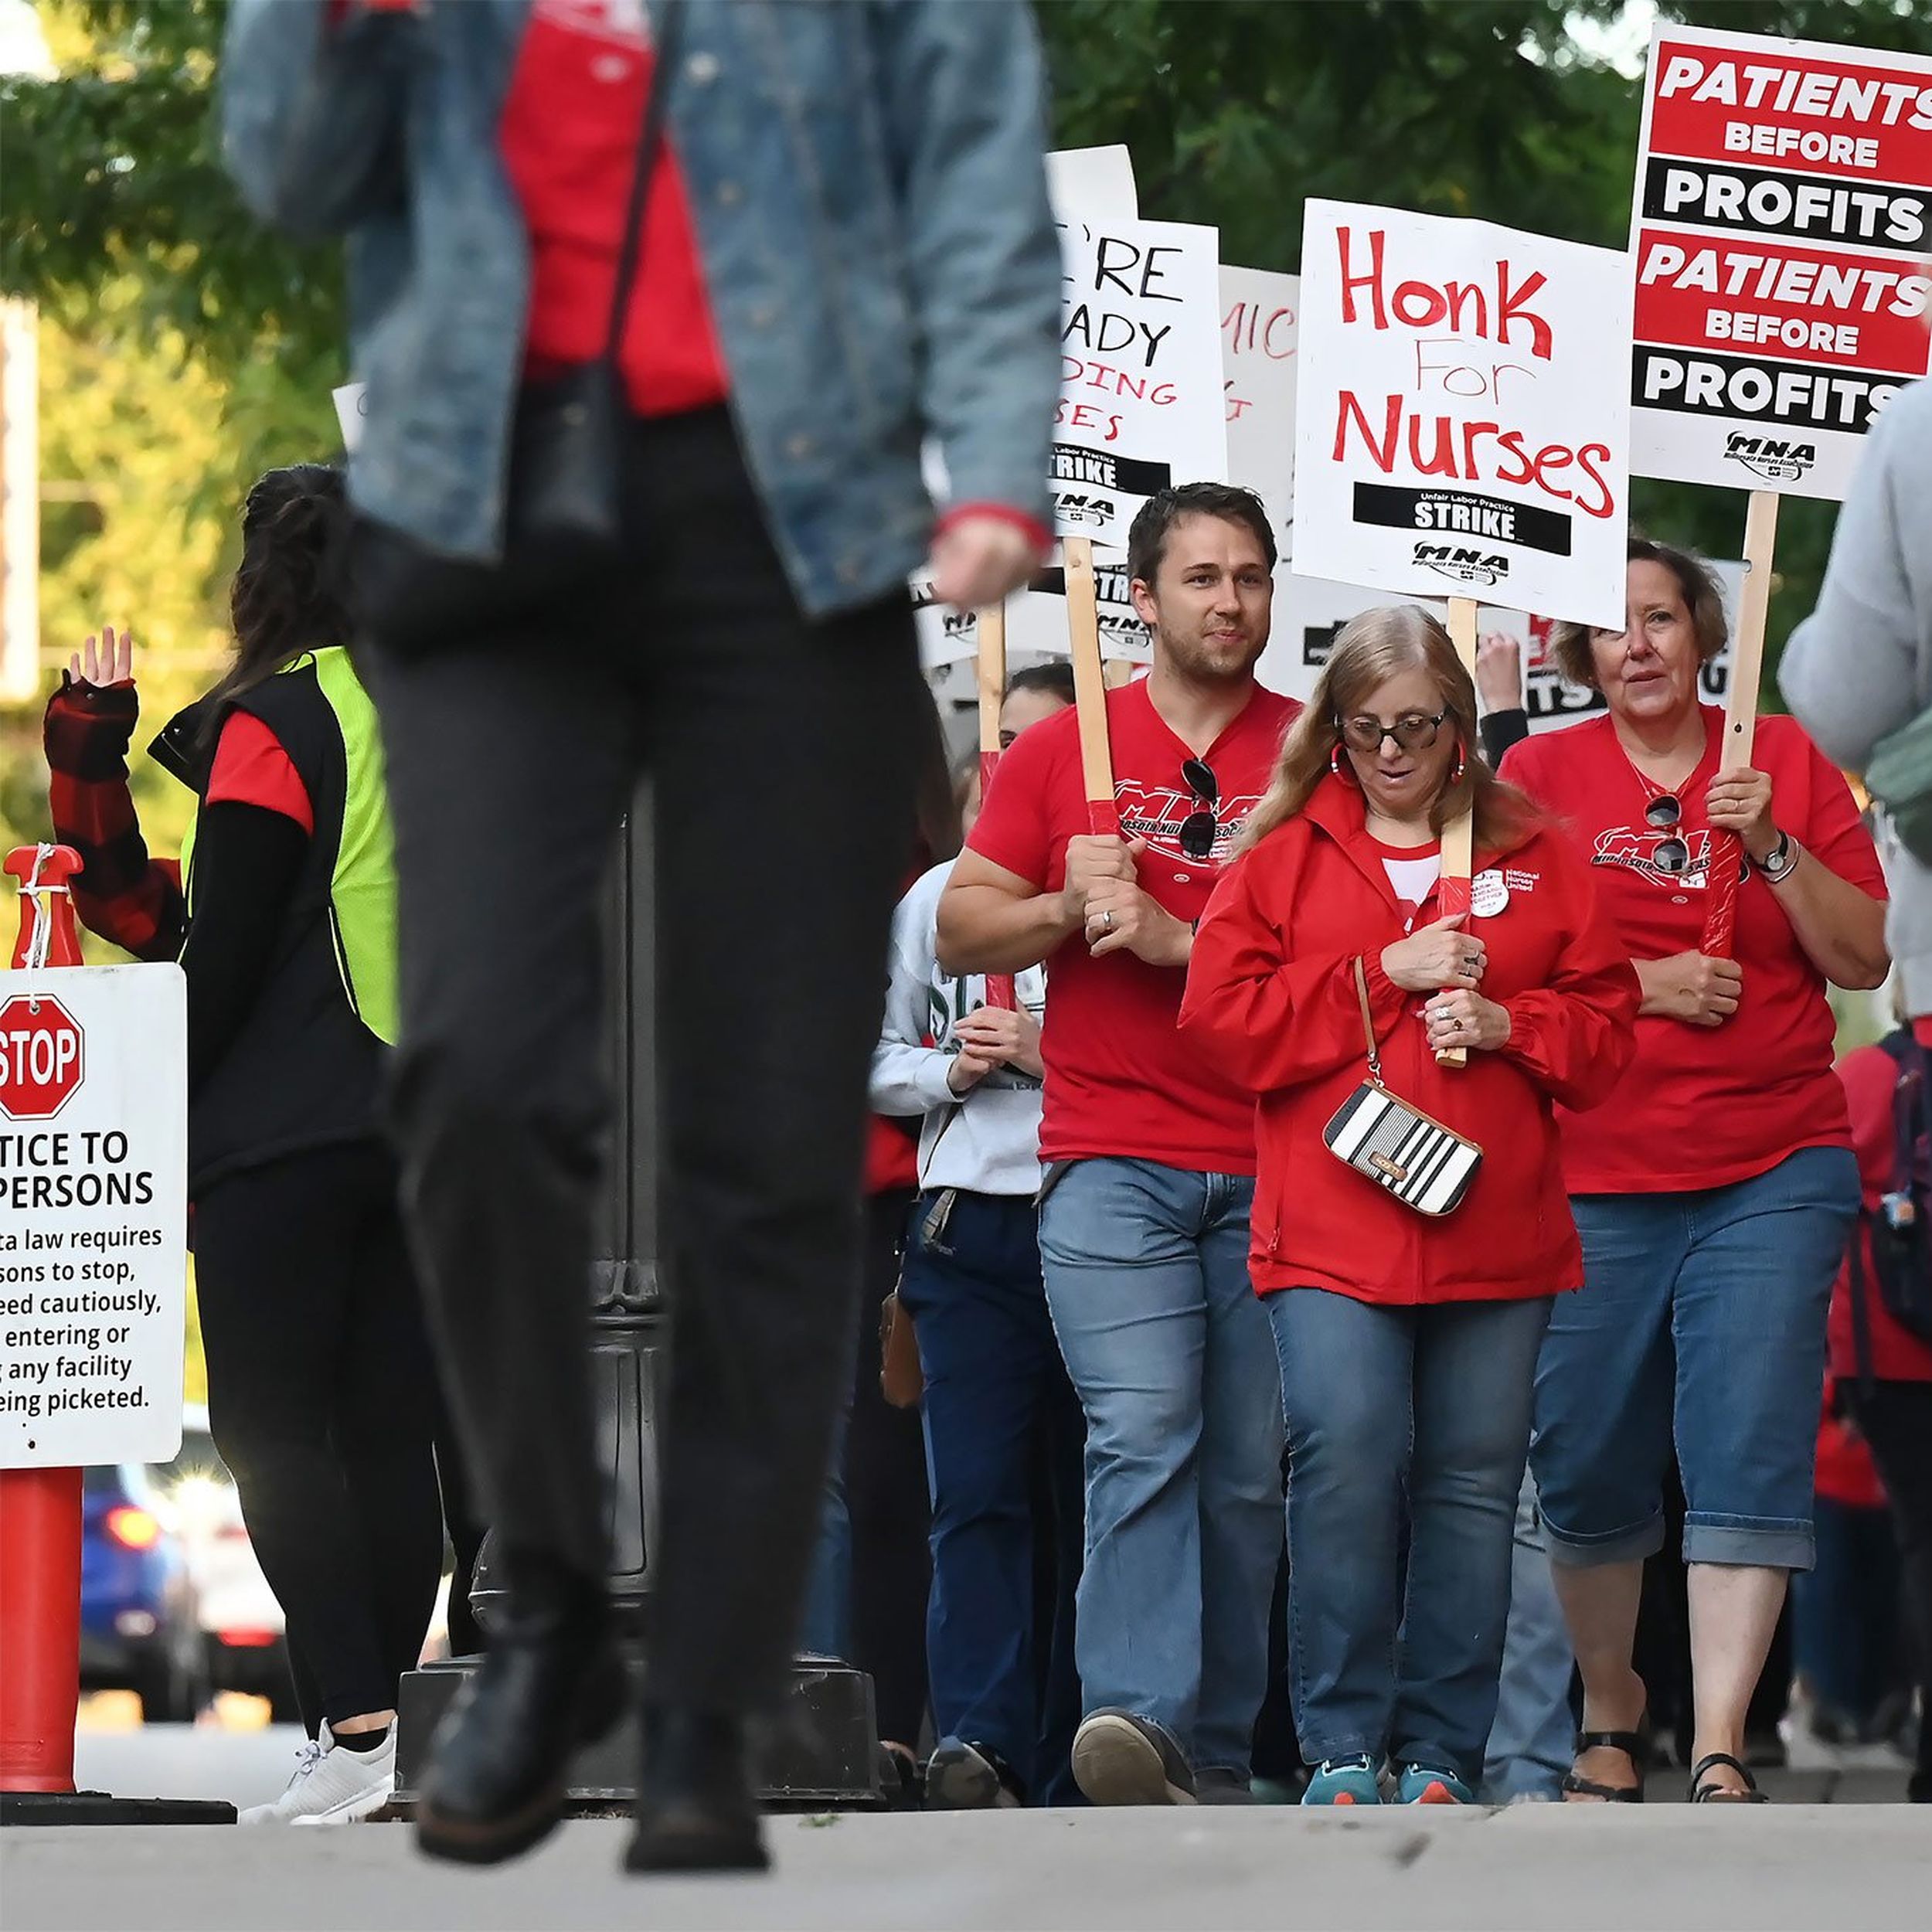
xmin=1292 ymin=200 xmax=1632 ymax=631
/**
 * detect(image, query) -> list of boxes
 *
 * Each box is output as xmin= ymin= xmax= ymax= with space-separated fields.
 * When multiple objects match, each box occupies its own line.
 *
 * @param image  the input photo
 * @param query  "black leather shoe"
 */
xmin=624 ymin=1706 xmax=767 ymax=1874
xmin=415 ymin=1600 xmax=625 ymax=1866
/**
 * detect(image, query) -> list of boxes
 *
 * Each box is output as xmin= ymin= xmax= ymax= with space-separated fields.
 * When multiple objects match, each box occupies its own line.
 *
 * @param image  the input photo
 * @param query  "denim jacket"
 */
xmin=220 ymin=0 xmax=1061 ymax=617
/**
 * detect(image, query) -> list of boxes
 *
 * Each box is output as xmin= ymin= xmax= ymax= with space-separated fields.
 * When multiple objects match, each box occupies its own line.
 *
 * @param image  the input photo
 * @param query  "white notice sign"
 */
xmin=0 ymin=964 xmax=188 ymax=1469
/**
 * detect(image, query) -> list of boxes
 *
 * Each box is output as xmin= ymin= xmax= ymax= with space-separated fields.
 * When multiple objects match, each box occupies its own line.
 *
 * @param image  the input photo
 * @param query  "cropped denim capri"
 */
xmin=1530 ymin=1145 xmax=1858 ymax=1573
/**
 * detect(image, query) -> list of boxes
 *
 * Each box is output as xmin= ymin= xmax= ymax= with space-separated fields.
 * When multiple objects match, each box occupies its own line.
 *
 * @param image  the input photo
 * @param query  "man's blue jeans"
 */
xmin=1483 ymin=1472 xmax=1576 ymax=1802
xmin=1270 ymin=1286 xmax=1553 ymax=1782
xmin=1039 ymin=1158 xmax=1284 ymax=1775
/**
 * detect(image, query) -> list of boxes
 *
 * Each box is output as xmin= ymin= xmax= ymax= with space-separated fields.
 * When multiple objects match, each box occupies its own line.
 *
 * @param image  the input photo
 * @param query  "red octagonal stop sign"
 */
xmin=0 ymin=992 xmax=85 ymax=1120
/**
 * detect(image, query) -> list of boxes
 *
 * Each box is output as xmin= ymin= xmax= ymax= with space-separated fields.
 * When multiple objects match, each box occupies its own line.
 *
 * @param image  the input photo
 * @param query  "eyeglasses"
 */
xmin=1645 ymin=793 xmax=1689 ymax=875
xmin=1180 ymin=759 xmax=1219 ymax=861
xmin=1336 ymin=709 xmax=1448 ymax=756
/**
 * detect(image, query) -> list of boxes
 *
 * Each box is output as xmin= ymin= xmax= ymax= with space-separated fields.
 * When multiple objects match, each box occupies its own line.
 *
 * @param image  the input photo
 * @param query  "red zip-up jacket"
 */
xmin=1179 ymin=774 xmax=1640 ymax=1306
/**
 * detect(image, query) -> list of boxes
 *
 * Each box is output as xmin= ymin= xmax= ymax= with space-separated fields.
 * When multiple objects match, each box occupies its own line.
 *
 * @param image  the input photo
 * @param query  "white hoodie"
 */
xmin=869 ymin=860 xmax=1047 ymax=1197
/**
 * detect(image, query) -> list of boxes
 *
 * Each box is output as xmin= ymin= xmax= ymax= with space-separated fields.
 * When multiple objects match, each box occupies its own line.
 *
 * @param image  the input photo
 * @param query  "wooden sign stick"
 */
xmin=1065 ymin=537 xmax=1120 ymax=837
xmin=975 ymin=600 xmax=1019 ymax=1010
xmin=1436 ymin=595 xmax=1481 ymax=1069
xmin=1699 ymin=488 xmax=1779 ymax=961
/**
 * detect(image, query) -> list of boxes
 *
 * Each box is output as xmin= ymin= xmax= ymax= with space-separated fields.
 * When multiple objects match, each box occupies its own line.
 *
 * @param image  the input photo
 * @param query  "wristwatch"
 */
xmin=1754 ymin=830 xmax=1801 ymax=883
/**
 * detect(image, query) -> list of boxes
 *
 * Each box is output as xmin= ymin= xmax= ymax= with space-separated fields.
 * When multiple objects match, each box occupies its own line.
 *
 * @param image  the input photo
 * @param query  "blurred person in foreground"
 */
xmin=938 ymin=484 xmax=1300 ymax=1806
xmin=872 ymin=662 xmax=1083 ymax=1808
xmin=223 ymin=0 xmax=1060 ymax=1872
xmin=1502 ymin=539 xmax=1889 ymax=1804
xmin=1180 ymin=609 xmax=1638 ymax=1804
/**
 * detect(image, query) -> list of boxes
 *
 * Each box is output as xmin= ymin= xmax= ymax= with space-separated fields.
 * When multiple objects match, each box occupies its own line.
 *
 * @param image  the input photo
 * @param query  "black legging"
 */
xmin=195 ymin=1140 xmax=445 ymax=1733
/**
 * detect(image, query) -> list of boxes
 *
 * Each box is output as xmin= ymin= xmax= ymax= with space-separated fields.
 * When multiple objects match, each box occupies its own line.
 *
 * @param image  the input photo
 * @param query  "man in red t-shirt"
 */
xmin=938 ymin=484 xmax=1300 ymax=1805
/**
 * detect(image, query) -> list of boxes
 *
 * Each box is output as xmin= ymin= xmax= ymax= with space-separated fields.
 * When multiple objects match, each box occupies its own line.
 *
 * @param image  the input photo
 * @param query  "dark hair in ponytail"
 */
xmin=201 ymin=464 xmax=352 ymax=740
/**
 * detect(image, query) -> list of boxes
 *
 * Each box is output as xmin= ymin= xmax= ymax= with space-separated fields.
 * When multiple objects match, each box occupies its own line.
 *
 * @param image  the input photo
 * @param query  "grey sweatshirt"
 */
xmin=1780 ymin=377 xmax=1932 ymax=1014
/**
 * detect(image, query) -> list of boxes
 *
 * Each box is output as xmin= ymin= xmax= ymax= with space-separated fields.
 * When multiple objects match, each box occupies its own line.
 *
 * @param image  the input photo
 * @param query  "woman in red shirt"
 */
xmin=1501 ymin=539 xmax=1889 ymax=1804
xmin=1181 ymin=607 xmax=1638 ymax=1804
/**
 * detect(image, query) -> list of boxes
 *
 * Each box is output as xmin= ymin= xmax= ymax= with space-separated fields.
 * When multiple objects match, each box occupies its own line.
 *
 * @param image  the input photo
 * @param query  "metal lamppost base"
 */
xmin=0 ymin=1792 xmax=236 ymax=1827
xmin=391 ymin=1651 xmax=883 ymax=1811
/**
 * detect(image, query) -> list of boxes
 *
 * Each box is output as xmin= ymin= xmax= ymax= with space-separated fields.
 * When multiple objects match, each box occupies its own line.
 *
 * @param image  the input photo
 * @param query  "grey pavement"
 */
xmin=7 ymin=1804 xmax=1932 ymax=1932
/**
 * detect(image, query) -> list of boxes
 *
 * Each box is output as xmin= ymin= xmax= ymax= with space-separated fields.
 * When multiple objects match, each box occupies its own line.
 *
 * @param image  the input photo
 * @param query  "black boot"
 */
xmin=415 ymin=1572 xmax=624 ymax=1866
xmin=624 ymin=1705 xmax=767 ymax=1874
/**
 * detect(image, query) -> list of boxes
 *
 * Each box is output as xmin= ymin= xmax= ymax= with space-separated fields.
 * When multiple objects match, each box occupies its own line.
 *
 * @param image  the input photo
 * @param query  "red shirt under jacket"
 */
xmin=1179 ymin=774 xmax=1640 ymax=1304
xmin=498 ymin=0 xmax=730 ymax=417
xmin=968 ymin=679 xmax=1301 ymax=1175
xmin=1502 ymin=709 xmax=1886 ymax=1195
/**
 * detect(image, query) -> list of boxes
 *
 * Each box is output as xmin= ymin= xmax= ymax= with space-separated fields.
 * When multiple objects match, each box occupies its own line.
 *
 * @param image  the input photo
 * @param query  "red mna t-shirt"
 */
xmin=1502 ymin=708 xmax=1886 ymax=1194
xmin=968 ymin=679 xmax=1301 ymax=1174
xmin=498 ymin=0 xmax=730 ymax=417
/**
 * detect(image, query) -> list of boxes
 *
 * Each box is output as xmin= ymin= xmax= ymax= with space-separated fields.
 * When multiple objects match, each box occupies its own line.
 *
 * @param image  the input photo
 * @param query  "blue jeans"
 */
xmin=1039 ymin=1159 xmax=1283 ymax=1775
xmin=1483 ymin=1473 xmax=1576 ymax=1802
xmin=898 ymin=1192 xmax=1085 ymax=1804
xmin=1270 ymin=1287 xmax=1553 ymax=1781
xmin=1532 ymin=1147 xmax=1859 ymax=1573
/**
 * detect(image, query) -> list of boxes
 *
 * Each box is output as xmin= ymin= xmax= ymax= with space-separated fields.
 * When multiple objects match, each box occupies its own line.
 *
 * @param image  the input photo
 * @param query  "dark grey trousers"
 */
xmin=362 ymin=406 xmax=927 ymax=1713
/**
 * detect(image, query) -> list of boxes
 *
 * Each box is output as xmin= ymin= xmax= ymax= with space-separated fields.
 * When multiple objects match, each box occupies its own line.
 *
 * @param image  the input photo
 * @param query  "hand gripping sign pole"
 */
xmin=0 ymin=847 xmax=84 ymax=1801
xmin=976 ymin=602 xmax=1019 ymax=1012
xmin=1065 ymin=539 xmax=1120 ymax=837
xmin=1436 ymin=602 xmax=1480 ymax=1070
xmin=1699 ymin=491 xmax=1778 ymax=960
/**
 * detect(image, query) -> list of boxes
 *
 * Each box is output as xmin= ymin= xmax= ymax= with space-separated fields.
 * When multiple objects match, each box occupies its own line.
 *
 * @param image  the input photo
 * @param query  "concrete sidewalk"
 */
xmin=6 ymin=1804 xmax=1931 ymax=1932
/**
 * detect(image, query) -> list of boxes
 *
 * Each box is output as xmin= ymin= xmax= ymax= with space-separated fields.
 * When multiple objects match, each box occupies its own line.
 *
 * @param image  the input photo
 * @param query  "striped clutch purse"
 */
xmin=1321 ymin=958 xmax=1483 ymax=1217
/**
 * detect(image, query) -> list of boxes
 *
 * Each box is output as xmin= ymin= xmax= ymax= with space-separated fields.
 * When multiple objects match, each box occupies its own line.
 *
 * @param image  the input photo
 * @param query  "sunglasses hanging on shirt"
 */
xmin=1180 ymin=759 xmax=1219 ymax=862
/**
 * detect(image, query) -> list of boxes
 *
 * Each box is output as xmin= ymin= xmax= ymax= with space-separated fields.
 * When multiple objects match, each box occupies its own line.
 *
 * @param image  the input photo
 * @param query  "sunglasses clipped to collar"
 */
xmin=1181 ymin=759 xmax=1219 ymax=861
xmin=1645 ymin=793 xmax=1690 ymax=875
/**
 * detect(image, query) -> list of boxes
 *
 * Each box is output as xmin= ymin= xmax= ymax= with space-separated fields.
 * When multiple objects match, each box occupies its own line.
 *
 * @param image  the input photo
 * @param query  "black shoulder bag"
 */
xmin=352 ymin=0 xmax=687 ymax=657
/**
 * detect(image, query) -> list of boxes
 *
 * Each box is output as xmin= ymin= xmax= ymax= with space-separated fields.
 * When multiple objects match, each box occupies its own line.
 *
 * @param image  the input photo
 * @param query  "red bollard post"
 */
xmin=1 ymin=845 xmax=86 ymax=1797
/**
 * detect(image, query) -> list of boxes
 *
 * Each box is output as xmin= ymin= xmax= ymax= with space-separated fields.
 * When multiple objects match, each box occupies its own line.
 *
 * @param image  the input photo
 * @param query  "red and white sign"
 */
xmin=1630 ymin=23 xmax=1932 ymax=498
xmin=0 ymin=993 xmax=83 ymax=1121
xmin=1291 ymin=200 xmax=1632 ymax=630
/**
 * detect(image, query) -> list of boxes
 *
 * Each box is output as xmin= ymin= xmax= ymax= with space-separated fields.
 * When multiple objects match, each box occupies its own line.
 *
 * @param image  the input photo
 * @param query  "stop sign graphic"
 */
xmin=0 ymin=993 xmax=85 ymax=1120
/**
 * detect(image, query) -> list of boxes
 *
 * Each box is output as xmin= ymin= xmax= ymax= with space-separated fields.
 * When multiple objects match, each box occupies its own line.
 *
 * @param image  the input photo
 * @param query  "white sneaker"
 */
xmin=239 ymin=1722 xmax=396 ymax=1825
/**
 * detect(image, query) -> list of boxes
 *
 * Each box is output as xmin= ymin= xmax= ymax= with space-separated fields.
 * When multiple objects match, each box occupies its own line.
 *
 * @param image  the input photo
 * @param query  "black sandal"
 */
xmin=1561 ymin=1718 xmax=1651 ymax=1803
xmin=1689 ymin=1752 xmax=1768 ymax=1803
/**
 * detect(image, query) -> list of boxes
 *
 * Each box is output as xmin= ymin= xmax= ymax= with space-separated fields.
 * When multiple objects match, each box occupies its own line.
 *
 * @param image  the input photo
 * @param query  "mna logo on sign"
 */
xmin=1055 ymin=493 xmax=1117 ymax=529
xmin=1723 ymin=434 xmax=1816 ymax=483
xmin=1412 ymin=543 xmax=1510 ymax=587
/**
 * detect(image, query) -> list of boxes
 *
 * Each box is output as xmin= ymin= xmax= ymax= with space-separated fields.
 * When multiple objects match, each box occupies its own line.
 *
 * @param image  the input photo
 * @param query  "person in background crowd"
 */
xmin=1794 ymin=1373 xmax=1904 ymax=1750
xmin=1781 ymin=376 xmax=1932 ymax=1804
xmin=1502 ymin=538 xmax=1889 ymax=1804
xmin=42 ymin=469 xmax=452 ymax=1825
xmin=1476 ymin=631 xmax=1528 ymax=767
xmin=1483 ymin=1479 xmax=1578 ymax=1804
xmin=1181 ymin=609 xmax=1638 ymax=1805
xmin=1814 ymin=1035 xmax=1932 ymax=1795
xmin=872 ymin=662 xmax=1083 ymax=1810
xmin=939 ymin=482 xmax=1299 ymax=1807
xmin=223 ymin=0 xmax=1060 ymax=1872
xmin=804 ymin=689 xmax=960 ymax=1804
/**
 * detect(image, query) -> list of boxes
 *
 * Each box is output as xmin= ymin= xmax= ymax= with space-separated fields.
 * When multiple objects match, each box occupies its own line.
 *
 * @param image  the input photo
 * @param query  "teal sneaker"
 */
xmin=1301 ymin=1755 xmax=1383 ymax=1805
xmin=1396 ymin=1763 xmax=1478 ymax=1804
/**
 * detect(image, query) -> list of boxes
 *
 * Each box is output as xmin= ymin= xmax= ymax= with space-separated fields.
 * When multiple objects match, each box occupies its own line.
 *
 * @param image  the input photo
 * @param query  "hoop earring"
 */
xmin=1449 ymin=738 xmax=1468 ymax=785
xmin=1329 ymin=743 xmax=1352 ymax=782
